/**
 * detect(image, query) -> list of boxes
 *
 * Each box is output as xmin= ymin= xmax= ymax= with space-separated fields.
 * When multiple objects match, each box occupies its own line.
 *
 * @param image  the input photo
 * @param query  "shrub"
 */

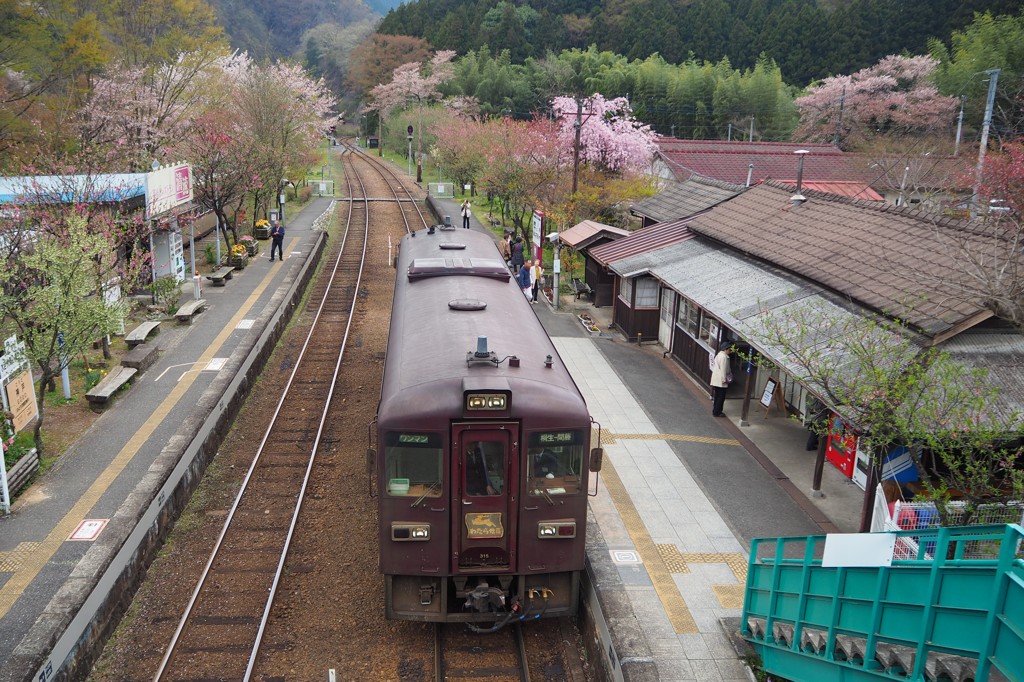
xmin=205 ymin=244 xmax=217 ymax=265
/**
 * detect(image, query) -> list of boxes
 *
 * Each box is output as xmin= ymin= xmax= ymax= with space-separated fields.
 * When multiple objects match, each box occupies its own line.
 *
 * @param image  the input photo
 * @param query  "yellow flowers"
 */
xmin=231 ymin=244 xmax=247 ymax=257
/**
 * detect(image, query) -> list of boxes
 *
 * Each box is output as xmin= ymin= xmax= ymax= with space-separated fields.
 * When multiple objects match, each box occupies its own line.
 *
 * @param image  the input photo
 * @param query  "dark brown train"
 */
xmin=372 ymin=227 xmax=601 ymax=630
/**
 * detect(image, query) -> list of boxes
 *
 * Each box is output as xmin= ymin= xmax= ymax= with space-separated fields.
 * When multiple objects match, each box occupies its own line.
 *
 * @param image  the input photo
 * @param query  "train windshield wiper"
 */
xmin=411 ymin=480 xmax=441 ymax=508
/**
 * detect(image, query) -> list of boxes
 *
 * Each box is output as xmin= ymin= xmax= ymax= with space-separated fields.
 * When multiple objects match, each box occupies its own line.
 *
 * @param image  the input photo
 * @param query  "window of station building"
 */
xmin=635 ymin=277 xmax=659 ymax=308
xmin=676 ymin=297 xmax=699 ymax=337
xmin=384 ymin=432 xmax=443 ymax=497
xmin=527 ymin=431 xmax=584 ymax=496
xmin=698 ymin=313 xmax=721 ymax=350
xmin=619 ymin=277 xmax=633 ymax=303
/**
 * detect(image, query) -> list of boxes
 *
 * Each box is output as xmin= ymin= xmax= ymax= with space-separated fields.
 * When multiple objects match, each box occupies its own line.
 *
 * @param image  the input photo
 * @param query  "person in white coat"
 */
xmin=710 ymin=345 xmax=732 ymax=417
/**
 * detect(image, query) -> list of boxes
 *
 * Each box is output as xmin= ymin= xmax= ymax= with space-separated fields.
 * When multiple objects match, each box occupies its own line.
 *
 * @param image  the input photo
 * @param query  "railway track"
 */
xmin=151 ymin=142 xmax=405 ymax=681
xmin=436 ymin=622 xmax=530 ymax=682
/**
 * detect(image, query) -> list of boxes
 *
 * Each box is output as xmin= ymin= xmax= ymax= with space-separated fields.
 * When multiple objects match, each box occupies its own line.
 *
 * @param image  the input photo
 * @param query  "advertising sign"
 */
xmin=145 ymin=164 xmax=192 ymax=219
xmin=6 ymin=370 xmax=37 ymax=432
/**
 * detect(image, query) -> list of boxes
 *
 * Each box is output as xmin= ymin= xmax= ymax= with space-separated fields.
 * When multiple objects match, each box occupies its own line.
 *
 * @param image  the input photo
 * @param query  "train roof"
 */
xmin=377 ymin=229 xmax=588 ymax=426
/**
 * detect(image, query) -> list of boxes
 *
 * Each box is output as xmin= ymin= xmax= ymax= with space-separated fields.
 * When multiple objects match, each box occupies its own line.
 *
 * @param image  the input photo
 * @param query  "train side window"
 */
xmin=527 ymin=431 xmax=584 ymax=495
xmin=385 ymin=432 xmax=443 ymax=497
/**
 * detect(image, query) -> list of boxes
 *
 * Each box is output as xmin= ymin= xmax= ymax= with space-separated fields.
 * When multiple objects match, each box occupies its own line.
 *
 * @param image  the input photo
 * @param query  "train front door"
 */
xmin=452 ymin=425 xmax=517 ymax=571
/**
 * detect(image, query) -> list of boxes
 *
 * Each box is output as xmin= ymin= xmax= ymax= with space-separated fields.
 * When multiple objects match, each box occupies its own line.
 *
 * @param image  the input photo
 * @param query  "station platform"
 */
xmin=0 ymin=182 xmax=867 ymax=682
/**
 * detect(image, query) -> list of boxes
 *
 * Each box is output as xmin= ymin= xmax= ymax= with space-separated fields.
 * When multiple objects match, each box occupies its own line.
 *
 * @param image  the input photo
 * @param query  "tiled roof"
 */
xmin=686 ymin=181 xmax=999 ymax=337
xmin=631 ymin=175 xmax=747 ymax=223
xmin=656 ymin=139 xmax=972 ymax=191
xmin=615 ymin=236 xmax=1024 ymax=426
xmin=780 ymin=180 xmax=883 ymax=201
xmin=589 ymin=218 xmax=696 ymax=267
xmin=558 ymin=220 xmax=629 ymax=249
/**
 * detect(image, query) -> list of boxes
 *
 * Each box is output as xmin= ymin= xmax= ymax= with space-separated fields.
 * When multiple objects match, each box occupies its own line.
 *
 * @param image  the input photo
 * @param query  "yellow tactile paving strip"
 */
xmin=0 ymin=245 xmax=291 ymax=620
xmin=597 ymin=431 xmax=739 ymax=446
xmin=656 ymin=544 xmax=749 ymax=609
xmin=601 ymin=459 xmax=699 ymax=634
xmin=0 ymin=542 xmax=42 ymax=573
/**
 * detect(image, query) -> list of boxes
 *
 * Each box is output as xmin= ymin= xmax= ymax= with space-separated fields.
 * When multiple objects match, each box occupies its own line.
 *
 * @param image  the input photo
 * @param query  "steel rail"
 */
xmin=153 ymin=149 xmax=371 ymax=681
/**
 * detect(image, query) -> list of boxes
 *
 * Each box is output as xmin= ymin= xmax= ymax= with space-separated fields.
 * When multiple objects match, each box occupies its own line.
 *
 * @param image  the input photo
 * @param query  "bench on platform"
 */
xmin=206 ymin=266 xmax=235 ymax=286
xmin=571 ymin=278 xmax=593 ymax=301
xmin=176 ymin=298 xmax=206 ymax=324
xmin=85 ymin=366 xmax=138 ymax=405
xmin=121 ymin=343 xmax=159 ymax=372
xmin=124 ymin=320 xmax=161 ymax=347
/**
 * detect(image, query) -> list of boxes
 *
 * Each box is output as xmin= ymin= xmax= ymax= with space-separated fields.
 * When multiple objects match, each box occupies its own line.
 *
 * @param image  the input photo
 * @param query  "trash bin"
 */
xmin=444 ymin=215 xmax=452 ymax=228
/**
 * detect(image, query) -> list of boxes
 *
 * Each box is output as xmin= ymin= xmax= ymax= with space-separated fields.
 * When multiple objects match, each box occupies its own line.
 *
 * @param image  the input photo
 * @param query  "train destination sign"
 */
xmin=538 ymin=431 xmax=575 ymax=444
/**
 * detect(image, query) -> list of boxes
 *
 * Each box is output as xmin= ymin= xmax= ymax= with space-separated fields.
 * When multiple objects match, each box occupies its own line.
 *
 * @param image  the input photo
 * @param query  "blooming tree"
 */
xmin=367 ymin=51 xmax=456 ymax=171
xmin=77 ymin=51 xmax=224 ymax=170
xmin=794 ymin=55 xmax=959 ymax=149
xmin=551 ymin=94 xmax=659 ymax=176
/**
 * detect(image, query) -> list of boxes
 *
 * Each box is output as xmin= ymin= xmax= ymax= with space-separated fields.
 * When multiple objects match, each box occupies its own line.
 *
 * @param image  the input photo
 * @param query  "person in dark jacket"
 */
xmin=270 ymin=221 xmax=285 ymax=262
xmin=518 ymin=260 xmax=532 ymax=298
xmin=510 ymin=236 xmax=525 ymax=272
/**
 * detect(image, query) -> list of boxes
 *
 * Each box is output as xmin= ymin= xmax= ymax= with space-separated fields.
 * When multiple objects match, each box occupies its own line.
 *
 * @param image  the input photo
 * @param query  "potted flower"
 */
xmin=228 ymin=243 xmax=249 ymax=269
xmin=240 ymin=234 xmax=259 ymax=257
xmin=254 ymin=219 xmax=271 ymax=240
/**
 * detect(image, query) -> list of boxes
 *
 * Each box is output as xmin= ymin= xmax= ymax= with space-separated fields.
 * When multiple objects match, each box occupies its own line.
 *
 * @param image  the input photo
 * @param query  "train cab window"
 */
xmin=527 ymin=431 xmax=584 ymax=495
xmin=464 ymin=440 xmax=504 ymax=496
xmin=384 ymin=432 xmax=443 ymax=497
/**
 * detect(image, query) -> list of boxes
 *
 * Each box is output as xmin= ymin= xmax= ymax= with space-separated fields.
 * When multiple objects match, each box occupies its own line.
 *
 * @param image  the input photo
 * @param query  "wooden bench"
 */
xmin=176 ymin=298 xmax=206 ymax=324
xmin=206 ymin=266 xmax=235 ymax=287
xmin=85 ymin=366 xmax=138 ymax=405
xmin=124 ymin=320 xmax=161 ymax=347
xmin=6 ymin=447 xmax=39 ymax=494
xmin=571 ymin=278 xmax=593 ymax=301
xmin=121 ymin=343 xmax=159 ymax=372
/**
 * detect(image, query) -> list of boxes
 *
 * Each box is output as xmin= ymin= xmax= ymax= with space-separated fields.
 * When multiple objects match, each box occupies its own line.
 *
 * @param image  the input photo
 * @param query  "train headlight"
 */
xmin=392 ymin=523 xmax=431 ymax=541
xmin=537 ymin=521 xmax=576 ymax=539
xmin=465 ymin=393 xmax=507 ymax=411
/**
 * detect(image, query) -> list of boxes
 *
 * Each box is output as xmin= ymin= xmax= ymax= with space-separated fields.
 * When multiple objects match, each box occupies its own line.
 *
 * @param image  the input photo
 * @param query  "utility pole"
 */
xmin=572 ymin=97 xmax=584 ymax=195
xmin=832 ymin=85 xmax=846 ymax=146
xmin=953 ymin=95 xmax=965 ymax=157
xmin=971 ymin=68 xmax=1000 ymax=219
xmin=749 ymin=116 xmax=754 ymax=142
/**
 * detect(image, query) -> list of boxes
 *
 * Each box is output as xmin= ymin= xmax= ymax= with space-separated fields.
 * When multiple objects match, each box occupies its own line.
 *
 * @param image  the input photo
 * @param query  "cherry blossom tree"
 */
xmin=551 ymin=94 xmax=659 ymax=176
xmin=367 ymin=51 xmax=456 ymax=174
xmin=77 ymin=51 xmax=226 ymax=171
xmin=794 ymin=55 xmax=959 ymax=150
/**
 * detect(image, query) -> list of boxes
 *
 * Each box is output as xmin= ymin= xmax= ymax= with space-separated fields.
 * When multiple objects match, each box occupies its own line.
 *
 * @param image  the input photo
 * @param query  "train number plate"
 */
xmin=465 ymin=512 xmax=504 ymax=538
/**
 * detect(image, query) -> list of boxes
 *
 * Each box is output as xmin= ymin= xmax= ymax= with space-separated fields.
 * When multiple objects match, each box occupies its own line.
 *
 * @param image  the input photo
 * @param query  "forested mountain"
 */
xmin=208 ymin=0 xmax=381 ymax=59
xmin=378 ymin=0 xmax=1022 ymax=86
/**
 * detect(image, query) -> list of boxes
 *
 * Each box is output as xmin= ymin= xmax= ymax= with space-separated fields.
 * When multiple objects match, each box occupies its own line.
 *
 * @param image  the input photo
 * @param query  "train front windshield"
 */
xmin=385 ymin=432 xmax=443 ymax=497
xmin=527 ymin=430 xmax=585 ymax=496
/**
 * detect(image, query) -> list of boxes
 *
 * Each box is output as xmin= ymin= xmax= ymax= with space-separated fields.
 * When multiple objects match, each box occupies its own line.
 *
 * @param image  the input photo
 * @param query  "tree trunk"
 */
xmin=33 ymin=368 xmax=49 ymax=455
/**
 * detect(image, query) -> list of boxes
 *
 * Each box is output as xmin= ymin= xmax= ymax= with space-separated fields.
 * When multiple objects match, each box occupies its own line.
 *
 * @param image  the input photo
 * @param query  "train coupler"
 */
xmin=465 ymin=581 xmax=506 ymax=613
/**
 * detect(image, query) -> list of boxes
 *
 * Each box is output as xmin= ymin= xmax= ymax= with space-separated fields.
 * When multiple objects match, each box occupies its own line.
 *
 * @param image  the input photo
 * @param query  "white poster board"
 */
xmin=822 ymin=533 xmax=895 ymax=568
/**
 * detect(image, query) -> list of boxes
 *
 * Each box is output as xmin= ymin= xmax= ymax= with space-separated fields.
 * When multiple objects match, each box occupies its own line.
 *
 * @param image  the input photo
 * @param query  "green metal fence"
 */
xmin=741 ymin=524 xmax=1024 ymax=681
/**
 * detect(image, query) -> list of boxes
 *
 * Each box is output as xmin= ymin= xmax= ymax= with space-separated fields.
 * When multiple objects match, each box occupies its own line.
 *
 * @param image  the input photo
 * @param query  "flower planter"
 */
xmin=254 ymin=226 xmax=271 ymax=240
xmin=228 ymin=254 xmax=249 ymax=269
xmin=578 ymin=314 xmax=600 ymax=334
xmin=244 ymin=243 xmax=258 ymax=257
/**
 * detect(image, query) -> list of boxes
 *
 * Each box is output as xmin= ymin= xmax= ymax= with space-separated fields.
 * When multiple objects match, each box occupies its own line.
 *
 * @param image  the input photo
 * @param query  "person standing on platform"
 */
xmin=499 ymin=232 xmax=512 ymax=265
xmin=270 ymin=220 xmax=285 ymax=262
xmin=510 ymin=236 xmax=525 ymax=273
xmin=461 ymin=199 xmax=471 ymax=229
xmin=518 ymin=260 xmax=533 ymax=299
xmin=530 ymin=259 xmax=544 ymax=303
xmin=710 ymin=345 xmax=733 ymax=417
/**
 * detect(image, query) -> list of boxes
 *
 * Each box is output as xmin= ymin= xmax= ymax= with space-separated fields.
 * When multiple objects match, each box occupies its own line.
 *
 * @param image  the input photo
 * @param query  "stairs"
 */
xmin=741 ymin=524 xmax=1024 ymax=682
